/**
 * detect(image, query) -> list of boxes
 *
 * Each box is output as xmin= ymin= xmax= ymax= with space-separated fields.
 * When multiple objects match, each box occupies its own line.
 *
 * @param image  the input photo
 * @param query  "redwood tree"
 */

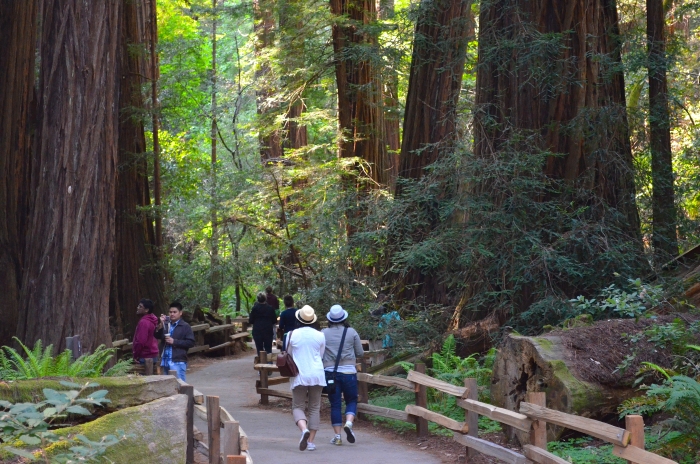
xmin=647 ymin=0 xmax=678 ymax=260
xmin=398 ymin=0 xmax=471 ymax=188
xmin=110 ymin=0 xmax=166 ymax=337
xmin=0 ymin=1 xmax=38 ymax=346
xmin=474 ymin=0 xmax=640 ymax=230
xmin=16 ymin=0 xmax=121 ymax=351
xmin=331 ymin=0 xmax=390 ymax=186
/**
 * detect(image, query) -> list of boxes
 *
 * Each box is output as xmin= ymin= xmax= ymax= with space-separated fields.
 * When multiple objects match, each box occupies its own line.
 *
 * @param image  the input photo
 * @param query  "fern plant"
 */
xmin=0 ymin=338 xmax=132 ymax=380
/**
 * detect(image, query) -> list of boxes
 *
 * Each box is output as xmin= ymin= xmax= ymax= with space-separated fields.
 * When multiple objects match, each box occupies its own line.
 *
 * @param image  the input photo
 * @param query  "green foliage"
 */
xmin=0 ymin=338 xmax=132 ymax=380
xmin=0 ymin=381 xmax=130 ymax=462
xmin=547 ymin=437 xmax=624 ymax=464
xmin=568 ymin=278 xmax=665 ymax=321
xmin=621 ymin=375 xmax=700 ymax=461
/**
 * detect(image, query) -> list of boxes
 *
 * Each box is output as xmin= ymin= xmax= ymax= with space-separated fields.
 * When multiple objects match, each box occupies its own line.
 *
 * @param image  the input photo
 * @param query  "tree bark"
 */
xmin=397 ymin=0 xmax=471 ymax=187
xmin=491 ymin=334 xmax=636 ymax=443
xmin=331 ymin=0 xmax=390 ymax=187
xmin=647 ymin=0 xmax=678 ymax=261
xmin=378 ymin=0 xmax=400 ymax=189
xmin=474 ymin=0 xmax=640 ymax=232
xmin=110 ymin=0 xmax=166 ymax=338
xmin=254 ymin=0 xmax=283 ymax=161
xmin=17 ymin=0 xmax=121 ymax=352
xmin=210 ymin=0 xmax=221 ymax=312
xmin=0 ymin=1 xmax=38 ymax=346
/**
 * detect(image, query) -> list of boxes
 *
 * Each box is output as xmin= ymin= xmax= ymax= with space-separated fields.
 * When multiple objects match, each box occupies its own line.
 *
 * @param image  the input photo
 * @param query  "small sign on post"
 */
xmin=65 ymin=335 xmax=82 ymax=361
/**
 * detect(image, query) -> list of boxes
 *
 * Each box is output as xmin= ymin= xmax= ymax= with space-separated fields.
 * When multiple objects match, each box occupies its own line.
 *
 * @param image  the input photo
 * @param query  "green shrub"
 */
xmin=0 ymin=338 xmax=132 ymax=380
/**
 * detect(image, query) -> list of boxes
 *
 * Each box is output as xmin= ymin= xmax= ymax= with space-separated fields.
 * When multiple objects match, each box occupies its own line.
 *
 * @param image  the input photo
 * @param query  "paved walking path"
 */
xmin=187 ymin=351 xmax=442 ymax=463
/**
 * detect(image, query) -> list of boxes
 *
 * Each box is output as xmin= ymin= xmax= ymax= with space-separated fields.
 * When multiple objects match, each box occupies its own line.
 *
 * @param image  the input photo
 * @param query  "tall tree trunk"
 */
xmin=388 ymin=0 xmax=471 ymax=306
xmin=647 ymin=0 xmax=678 ymax=261
xmin=0 ymin=1 xmax=38 ymax=346
xmin=378 ymin=0 xmax=400 ymax=189
xmin=17 ymin=0 xmax=121 ymax=352
xmin=254 ymin=0 xmax=283 ymax=161
xmin=397 ymin=0 xmax=471 ymax=189
xmin=474 ymin=0 xmax=640 ymax=230
xmin=110 ymin=0 xmax=166 ymax=338
xmin=331 ymin=0 xmax=390 ymax=186
xmin=210 ymin=0 xmax=222 ymax=312
xmin=151 ymin=0 xmax=163 ymax=250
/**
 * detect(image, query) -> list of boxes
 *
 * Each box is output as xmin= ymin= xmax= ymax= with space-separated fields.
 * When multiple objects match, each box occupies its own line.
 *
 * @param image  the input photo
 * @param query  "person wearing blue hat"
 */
xmin=322 ymin=304 xmax=365 ymax=446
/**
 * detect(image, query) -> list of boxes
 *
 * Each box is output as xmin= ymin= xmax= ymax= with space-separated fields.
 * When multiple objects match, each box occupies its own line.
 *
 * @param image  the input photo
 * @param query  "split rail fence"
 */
xmin=254 ymin=355 xmax=676 ymax=464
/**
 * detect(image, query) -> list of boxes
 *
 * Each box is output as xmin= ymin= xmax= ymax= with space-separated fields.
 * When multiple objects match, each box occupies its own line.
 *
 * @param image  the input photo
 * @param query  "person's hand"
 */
xmin=160 ymin=314 xmax=166 ymax=323
xmin=165 ymin=335 xmax=174 ymax=345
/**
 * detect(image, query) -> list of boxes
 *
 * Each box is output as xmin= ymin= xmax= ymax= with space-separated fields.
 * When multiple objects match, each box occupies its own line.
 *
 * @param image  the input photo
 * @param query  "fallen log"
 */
xmin=491 ymin=334 xmax=637 ymax=442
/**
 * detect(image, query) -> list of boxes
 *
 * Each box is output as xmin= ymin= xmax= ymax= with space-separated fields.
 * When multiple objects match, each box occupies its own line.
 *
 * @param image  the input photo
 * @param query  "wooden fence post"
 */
xmin=259 ymin=351 xmax=269 ymax=405
xmin=526 ymin=392 xmax=547 ymax=449
xmin=415 ymin=363 xmax=429 ymax=438
xmin=358 ymin=357 xmax=369 ymax=420
xmin=465 ymin=377 xmax=479 ymax=458
xmin=625 ymin=415 xmax=644 ymax=464
xmin=223 ymin=420 xmax=241 ymax=457
xmin=178 ymin=384 xmax=195 ymax=464
xmin=207 ymin=396 xmax=221 ymax=464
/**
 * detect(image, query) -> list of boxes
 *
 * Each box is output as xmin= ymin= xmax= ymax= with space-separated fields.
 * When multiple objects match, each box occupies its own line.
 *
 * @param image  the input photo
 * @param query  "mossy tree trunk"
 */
xmin=491 ymin=334 xmax=636 ymax=442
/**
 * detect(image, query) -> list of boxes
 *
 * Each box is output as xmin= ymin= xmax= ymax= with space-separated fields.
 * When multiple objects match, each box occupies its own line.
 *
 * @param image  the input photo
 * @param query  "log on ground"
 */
xmin=491 ymin=334 xmax=637 ymax=442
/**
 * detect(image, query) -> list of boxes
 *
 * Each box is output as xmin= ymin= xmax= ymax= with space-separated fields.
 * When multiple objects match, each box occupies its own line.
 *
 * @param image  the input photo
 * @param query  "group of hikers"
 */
xmin=248 ymin=290 xmax=365 ymax=450
xmin=132 ymin=287 xmax=390 ymax=451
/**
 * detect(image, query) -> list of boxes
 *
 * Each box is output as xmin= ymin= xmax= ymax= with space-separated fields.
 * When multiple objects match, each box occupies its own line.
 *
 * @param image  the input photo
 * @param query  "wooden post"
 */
xmin=207 ymin=396 xmax=221 ymax=464
xmin=464 ymin=377 xmax=479 ymax=458
xmin=357 ymin=356 xmax=369 ymax=420
xmin=144 ymin=358 xmax=154 ymax=375
xmin=225 ymin=316 xmax=232 ymax=356
xmin=259 ymin=351 xmax=269 ymax=405
xmin=415 ymin=363 xmax=429 ymax=438
xmin=526 ymin=392 xmax=547 ymax=449
xmin=179 ymin=384 xmax=195 ymax=464
xmin=71 ymin=335 xmax=82 ymax=360
xmin=222 ymin=420 xmax=240 ymax=457
xmin=625 ymin=415 xmax=644 ymax=464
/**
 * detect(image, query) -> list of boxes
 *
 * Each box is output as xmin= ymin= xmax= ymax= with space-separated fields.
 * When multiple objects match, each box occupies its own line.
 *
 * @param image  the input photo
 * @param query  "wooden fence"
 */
xmin=179 ymin=380 xmax=253 ymax=464
xmin=112 ymin=317 xmax=252 ymax=369
xmin=254 ymin=355 xmax=676 ymax=464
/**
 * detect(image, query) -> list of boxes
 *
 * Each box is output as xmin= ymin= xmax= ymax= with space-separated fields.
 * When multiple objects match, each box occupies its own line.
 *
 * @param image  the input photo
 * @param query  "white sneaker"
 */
xmin=330 ymin=435 xmax=342 ymax=445
xmin=344 ymin=422 xmax=356 ymax=443
xmin=307 ymin=442 xmax=316 ymax=451
xmin=299 ymin=429 xmax=310 ymax=451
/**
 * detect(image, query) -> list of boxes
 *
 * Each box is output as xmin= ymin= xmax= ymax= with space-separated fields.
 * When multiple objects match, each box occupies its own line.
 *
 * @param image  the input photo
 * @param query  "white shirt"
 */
xmin=287 ymin=326 xmax=327 ymax=390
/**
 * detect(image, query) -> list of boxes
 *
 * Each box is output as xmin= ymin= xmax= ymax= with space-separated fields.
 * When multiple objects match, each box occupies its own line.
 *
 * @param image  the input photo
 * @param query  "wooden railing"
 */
xmin=253 ymin=357 xmax=676 ymax=464
xmin=178 ymin=379 xmax=253 ymax=464
xmin=112 ymin=318 xmax=252 ymax=368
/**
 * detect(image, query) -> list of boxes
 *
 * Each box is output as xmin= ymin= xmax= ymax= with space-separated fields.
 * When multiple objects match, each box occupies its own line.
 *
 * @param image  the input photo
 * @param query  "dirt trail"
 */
xmin=187 ymin=351 xmax=443 ymax=463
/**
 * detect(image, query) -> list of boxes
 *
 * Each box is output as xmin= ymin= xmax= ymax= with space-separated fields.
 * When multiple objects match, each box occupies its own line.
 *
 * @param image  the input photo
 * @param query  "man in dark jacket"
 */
xmin=157 ymin=301 xmax=195 ymax=381
xmin=249 ymin=292 xmax=277 ymax=354
xmin=133 ymin=299 xmax=160 ymax=367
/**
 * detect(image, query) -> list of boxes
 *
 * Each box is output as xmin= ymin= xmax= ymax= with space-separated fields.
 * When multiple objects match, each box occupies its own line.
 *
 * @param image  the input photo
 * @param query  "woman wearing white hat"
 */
xmin=322 ymin=304 xmax=365 ymax=445
xmin=287 ymin=305 xmax=326 ymax=451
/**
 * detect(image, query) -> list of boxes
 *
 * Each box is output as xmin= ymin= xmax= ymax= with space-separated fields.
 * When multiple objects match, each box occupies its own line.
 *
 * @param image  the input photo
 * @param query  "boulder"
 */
xmin=0 ymin=375 xmax=180 ymax=409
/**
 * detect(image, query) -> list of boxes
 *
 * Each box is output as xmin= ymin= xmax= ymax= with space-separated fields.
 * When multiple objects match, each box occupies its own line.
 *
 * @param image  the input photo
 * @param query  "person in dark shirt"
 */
xmin=249 ymin=292 xmax=277 ymax=354
xmin=278 ymin=295 xmax=299 ymax=344
xmin=266 ymin=286 xmax=280 ymax=314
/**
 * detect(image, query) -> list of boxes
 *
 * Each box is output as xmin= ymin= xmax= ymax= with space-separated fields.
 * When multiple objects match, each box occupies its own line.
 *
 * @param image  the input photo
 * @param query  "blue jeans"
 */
xmin=163 ymin=361 xmax=187 ymax=381
xmin=327 ymin=373 xmax=358 ymax=426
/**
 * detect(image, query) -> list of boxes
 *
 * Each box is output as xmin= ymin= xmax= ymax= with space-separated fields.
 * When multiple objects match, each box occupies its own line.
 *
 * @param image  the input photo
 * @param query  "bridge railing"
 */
xmin=253 ymin=356 xmax=675 ymax=464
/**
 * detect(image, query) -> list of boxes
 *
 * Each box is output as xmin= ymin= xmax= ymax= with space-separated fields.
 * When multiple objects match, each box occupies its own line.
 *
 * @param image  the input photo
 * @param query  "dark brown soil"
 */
xmin=549 ymin=313 xmax=700 ymax=387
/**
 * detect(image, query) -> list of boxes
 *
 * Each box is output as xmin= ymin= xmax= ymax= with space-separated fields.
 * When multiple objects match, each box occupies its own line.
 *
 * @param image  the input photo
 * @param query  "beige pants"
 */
xmin=292 ymin=385 xmax=323 ymax=431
